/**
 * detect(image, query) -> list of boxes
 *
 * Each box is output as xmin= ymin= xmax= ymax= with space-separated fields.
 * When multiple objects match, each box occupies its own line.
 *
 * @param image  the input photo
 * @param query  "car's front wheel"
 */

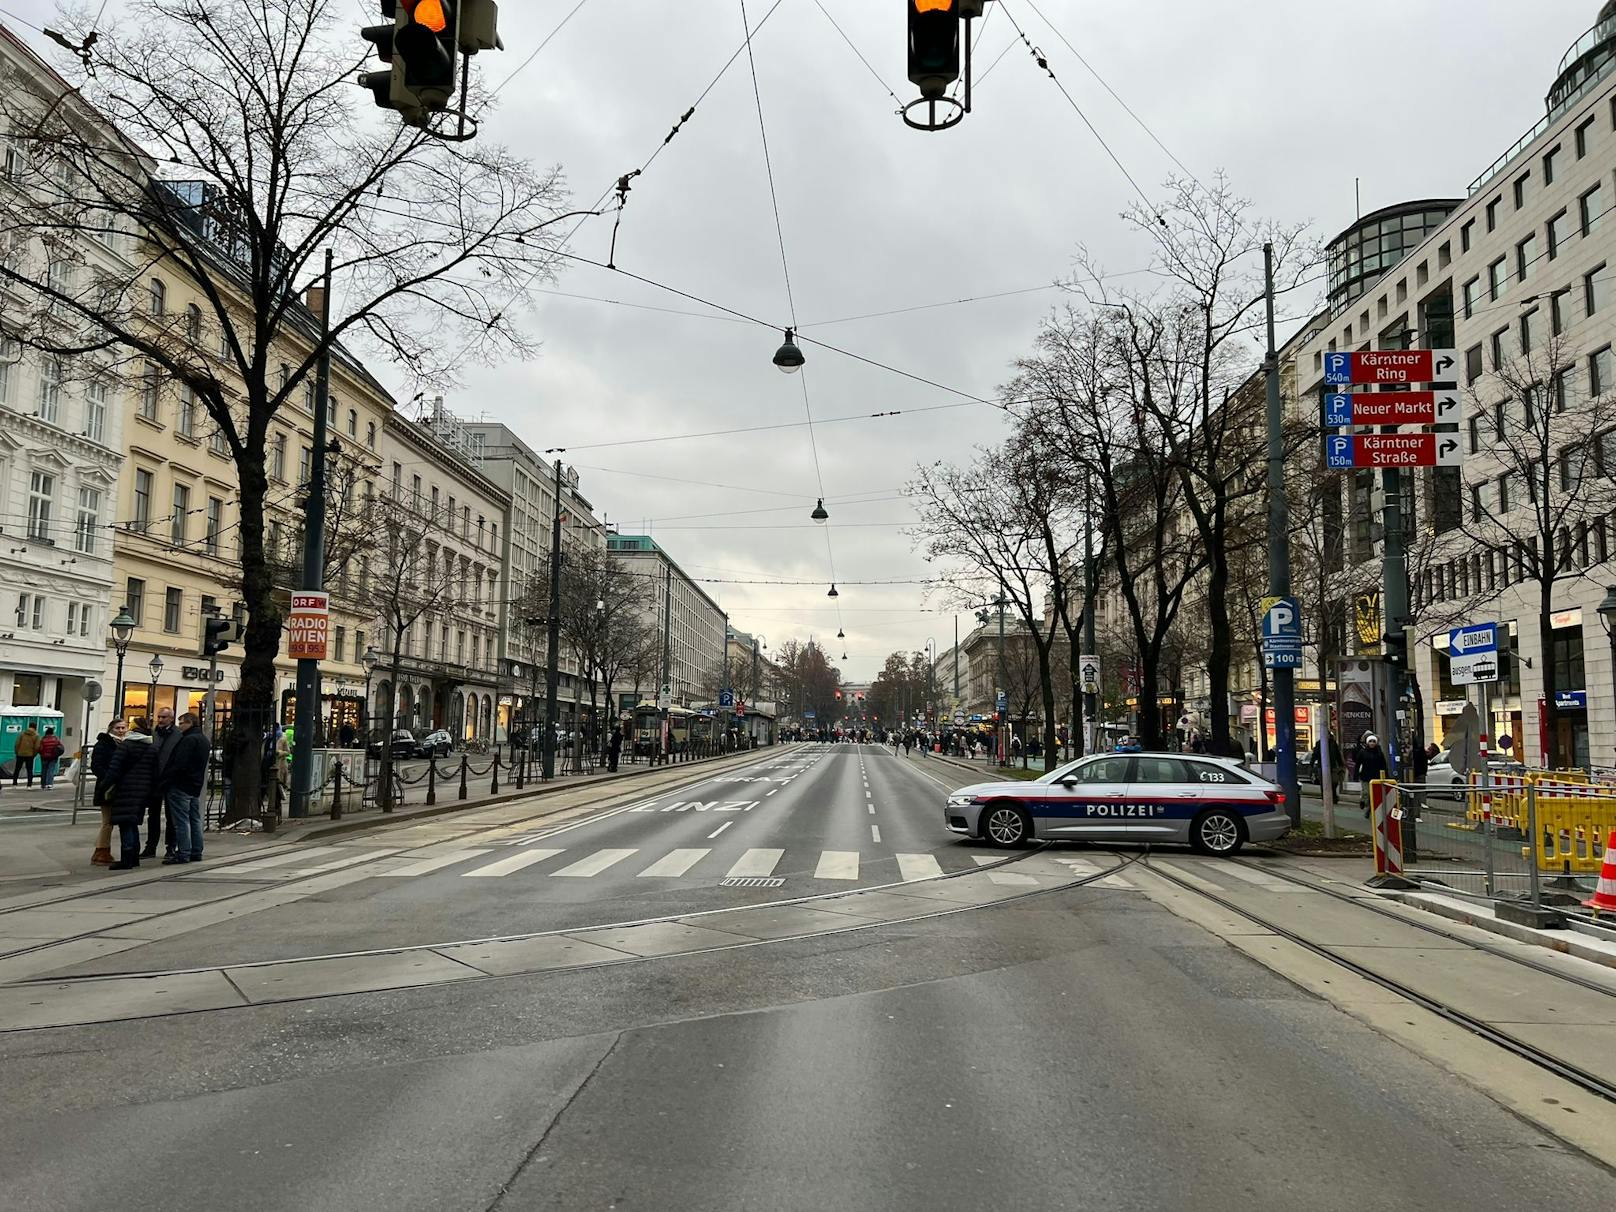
xmin=1190 ymin=809 xmax=1244 ymax=856
xmin=981 ymin=802 xmax=1032 ymax=848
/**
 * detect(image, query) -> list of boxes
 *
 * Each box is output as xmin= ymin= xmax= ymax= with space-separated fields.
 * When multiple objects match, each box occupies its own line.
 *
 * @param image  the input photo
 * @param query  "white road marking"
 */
xmin=766 ymin=789 xmax=780 ymax=796
xmin=987 ymin=871 xmax=1040 ymax=887
xmin=463 ymin=848 xmax=565 ymax=878
xmin=378 ymin=849 xmax=493 ymax=878
xmin=1097 ymin=875 xmax=1135 ymax=889
xmin=551 ymin=848 xmax=638 ymax=878
xmin=870 ymin=824 xmax=881 ymax=843
xmin=223 ymin=846 xmax=346 ymax=873
xmin=1208 ymin=859 xmax=1290 ymax=889
xmin=638 ymin=849 xmax=710 ymax=878
xmin=864 ymin=790 xmax=872 ymax=799
xmin=1153 ymin=861 xmax=1227 ymax=894
xmin=726 ymin=848 xmax=784 ymax=878
xmin=707 ymin=822 xmax=733 ymax=839
xmin=867 ymin=803 xmax=875 ymax=815
xmin=814 ymin=851 xmax=861 ymax=880
xmin=896 ymin=853 xmax=945 ymax=882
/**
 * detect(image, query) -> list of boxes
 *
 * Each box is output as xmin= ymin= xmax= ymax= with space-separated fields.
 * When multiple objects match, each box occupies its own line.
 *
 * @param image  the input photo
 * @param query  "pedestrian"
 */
xmin=1354 ymin=732 xmax=1389 ymax=816
xmin=339 ymin=721 xmax=357 ymax=749
xmin=145 ymin=707 xmax=180 ymax=859
xmin=37 ymin=726 xmax=64 ymax=789
xmin=10 ymin=723 xmax=39 ymax=785
xmin=275 ymin=725 xmax=292 ymax=790
xmin=88 ymin=718 xmax=128 ymax=866
xmin=164 ymin=712 xmax=210 ymax=864
xmin=607 ymin=723 xmax=622 ymax=773
xmin=105 ymin=728 xmax=157 ymax=871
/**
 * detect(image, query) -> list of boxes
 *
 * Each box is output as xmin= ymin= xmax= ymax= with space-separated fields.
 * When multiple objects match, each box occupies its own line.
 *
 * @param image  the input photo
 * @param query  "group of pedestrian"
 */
xmin=87 ymin=707 xmax=211 ymax=871
xmin=8 ymin=723 xmax=66 ymax=788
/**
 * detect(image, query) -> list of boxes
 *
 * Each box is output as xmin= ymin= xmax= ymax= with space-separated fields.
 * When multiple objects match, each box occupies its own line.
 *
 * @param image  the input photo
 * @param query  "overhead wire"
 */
xmin=489 ymin=0 xmax=594 ymax=97
xmin=812 ymin=0 xmax=903 ymax=110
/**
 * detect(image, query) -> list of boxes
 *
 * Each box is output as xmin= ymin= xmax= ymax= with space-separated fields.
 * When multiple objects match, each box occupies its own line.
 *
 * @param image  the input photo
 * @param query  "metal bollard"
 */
xmin=458 ymin=755 xmax=469 ymax=800
xmin=1527 ymin=779 xmax=1543 ymax=909
xmin=426 ymin=759 xmax=437 ymax=806
xmin=332 ymin=761 xmax=344 ymax=821
xmin=490 ymin=753 xmax=499 ymax=795
xmin=515 ymin=750 xmax=525 ymax=790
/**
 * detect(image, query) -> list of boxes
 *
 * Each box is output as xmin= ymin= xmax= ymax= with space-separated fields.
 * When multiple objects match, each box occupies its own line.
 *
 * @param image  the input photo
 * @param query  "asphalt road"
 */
xmin=3 ymin=742 xmax=1612 ymax=1211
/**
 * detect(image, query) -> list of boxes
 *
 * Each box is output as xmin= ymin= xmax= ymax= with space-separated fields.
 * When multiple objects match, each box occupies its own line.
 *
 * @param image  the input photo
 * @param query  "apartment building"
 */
xmin=606 ymin=535 xmax=727 ymax=707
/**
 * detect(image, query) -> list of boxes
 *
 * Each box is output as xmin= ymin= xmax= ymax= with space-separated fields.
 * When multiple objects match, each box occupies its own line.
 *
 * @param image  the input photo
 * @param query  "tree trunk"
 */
xmin=1138 ymin=651 xmax=1163 ymax=749
xmin=223 ymin=456 xmax=281 ymax=824
xmin=1538 ymin=590 xmax=1562 ymax=768
xmin=1204 ymin=534 xmax=1234 ymax=756
xmin=380 ymin=652 xmax=402 ymax=811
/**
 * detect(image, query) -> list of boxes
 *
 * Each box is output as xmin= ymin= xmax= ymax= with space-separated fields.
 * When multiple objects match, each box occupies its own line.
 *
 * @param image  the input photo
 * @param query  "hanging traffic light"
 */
xmin=361 ymin=0 xmax=502 ymax=129
xmin=907 ymin=0 xmax=960 ymax=100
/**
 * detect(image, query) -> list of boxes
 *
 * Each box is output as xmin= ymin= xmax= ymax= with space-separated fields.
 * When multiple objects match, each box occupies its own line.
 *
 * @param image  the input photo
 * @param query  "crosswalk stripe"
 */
xmin=379 ymin=849 xmax=493 ymax=878
xmin=727 ymin=848 xmax=784 ymax=878
xmin=1153 ymin=860 xmax=1227 ymax=894
xmin=895 ymin=853 xmax=944 ymax=882
xmin=637 ymin=849 xmax=709 ymax=878
xmin=987 ymin=871 xmax=1039 ymax=887
xmin=552 ymin=849 xmax=638 ymax=878
xmin=225 ymin=846 xmax=346 ymax=873
xmin=464 ymin=848 xmax=565 ymax=878
xmin=814 ymin=851 xmax=860 ymax=880
xmin=1207 ymin=859 xmax=1289 ymax=889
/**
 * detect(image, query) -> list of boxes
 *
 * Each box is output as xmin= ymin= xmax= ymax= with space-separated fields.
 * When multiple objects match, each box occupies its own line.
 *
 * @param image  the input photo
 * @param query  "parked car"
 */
xmin=368 ymin=729 xmax=421 ymax=760
xmin=1426 ymin=750 xmax=1527 ymax=799
xmin=419 ymin=729 xmax=453 ymax=758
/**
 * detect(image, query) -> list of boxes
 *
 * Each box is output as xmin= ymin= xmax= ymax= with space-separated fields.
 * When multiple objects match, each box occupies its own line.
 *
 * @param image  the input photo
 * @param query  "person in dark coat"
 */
xmin=1354 ymin=733 xmax=1389 ymax=816
xmin=104 ymin=733 xmax=157 ymax=870
xmin=164 ymin=713 xmax=211 ymax=864
xmin=88 ymin=718 xmax=128 ymax=866
xmin=607 ymin=724 xmax=622 ymax=773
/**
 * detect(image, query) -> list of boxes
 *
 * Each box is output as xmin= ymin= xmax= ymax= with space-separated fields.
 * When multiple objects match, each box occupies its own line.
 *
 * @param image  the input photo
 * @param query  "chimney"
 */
xmin=303 ymin=283 xmax=327 ymax=318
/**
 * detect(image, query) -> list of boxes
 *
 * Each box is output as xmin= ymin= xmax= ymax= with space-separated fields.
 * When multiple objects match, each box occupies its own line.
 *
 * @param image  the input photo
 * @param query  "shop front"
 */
xmin=120 ymin=658 xmax=237 ymax=731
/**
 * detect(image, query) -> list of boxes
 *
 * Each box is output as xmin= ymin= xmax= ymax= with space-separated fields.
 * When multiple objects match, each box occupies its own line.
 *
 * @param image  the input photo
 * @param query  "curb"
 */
xmin=1395 ymin=891 xmax=1616 ymax=973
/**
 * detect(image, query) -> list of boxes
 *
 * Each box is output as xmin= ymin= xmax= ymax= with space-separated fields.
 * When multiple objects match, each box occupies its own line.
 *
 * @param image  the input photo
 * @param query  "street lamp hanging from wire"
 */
xmin=773 ymin=328 xmax=805 ymax=373
xmin=811 ymin=498 xmax=829 ymax=523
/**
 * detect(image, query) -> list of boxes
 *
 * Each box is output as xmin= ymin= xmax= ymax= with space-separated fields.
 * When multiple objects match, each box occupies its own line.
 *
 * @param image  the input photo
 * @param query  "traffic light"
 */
xmin=907 ymin=0 xmax=960 ymax=100
xmin=1381 ymin=626 xmax=1410 ymax=672
xmin=203 ymin=616 xmax=242 ymax=658
xmin=361 ymin=0 xmax=502 ymax=128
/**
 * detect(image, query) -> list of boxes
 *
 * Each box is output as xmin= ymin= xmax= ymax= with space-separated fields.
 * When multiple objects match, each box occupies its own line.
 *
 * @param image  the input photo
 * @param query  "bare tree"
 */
xmin=0 ymin=0 xmax=572 ymax=810
xmin=1452 ymin=335 xmax=1616 ymax=764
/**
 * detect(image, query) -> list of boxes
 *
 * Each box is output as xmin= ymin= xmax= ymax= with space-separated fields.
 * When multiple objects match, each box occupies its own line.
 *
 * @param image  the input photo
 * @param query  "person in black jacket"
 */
xmin=104 ymin=733 xmax=157 ymax=870
xmin=164 ymin=712 xmax=211 ymax=864
xmin=1354 ymin=733 xmax=1390 ymax=816
xmin=88 ymin=718 xmax=128 ymax=866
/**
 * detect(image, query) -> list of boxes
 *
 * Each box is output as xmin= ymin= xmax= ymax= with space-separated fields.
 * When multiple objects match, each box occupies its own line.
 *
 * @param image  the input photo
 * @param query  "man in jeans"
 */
xmin=165 ymin=712 xmax=210 ymax=864
xmin=144 ymin=707 xmax=180 ymax=858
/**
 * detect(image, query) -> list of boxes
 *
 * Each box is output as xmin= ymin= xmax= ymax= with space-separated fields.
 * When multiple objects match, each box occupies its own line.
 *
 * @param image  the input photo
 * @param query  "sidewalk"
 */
xmin=0 ymin=748 xmax=773 ymax=902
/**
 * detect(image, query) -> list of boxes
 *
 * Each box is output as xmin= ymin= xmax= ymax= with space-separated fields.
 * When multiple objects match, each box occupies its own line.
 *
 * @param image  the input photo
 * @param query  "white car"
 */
xmin=1426 ymin=750 xmax=1526 ymax=798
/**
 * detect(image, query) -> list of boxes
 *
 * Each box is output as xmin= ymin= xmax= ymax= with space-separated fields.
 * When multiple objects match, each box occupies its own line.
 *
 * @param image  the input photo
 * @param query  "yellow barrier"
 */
xmin=1525 ymin=794 xmax=1616 ymax=874
xmin=1465 ymin=770 xmax=1592 ymax=826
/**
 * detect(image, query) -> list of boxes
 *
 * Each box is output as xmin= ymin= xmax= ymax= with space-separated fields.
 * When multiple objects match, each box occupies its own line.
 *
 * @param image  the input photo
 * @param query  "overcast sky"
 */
xmin=3 ymin=0 xmax=1590 ymax=682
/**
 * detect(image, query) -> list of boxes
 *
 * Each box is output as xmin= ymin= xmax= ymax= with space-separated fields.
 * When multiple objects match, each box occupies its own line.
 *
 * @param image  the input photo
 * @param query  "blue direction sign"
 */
xmin=1325 ymin=434 xmax=1354 ymax=469
xmin=1261 ymin=596 xmax=1303 ymax=670
xmin=1448 ymin=622 xmax=1499 ymax=686
xmin=996 ymin=691 xmax=1008 ymax=714
xmin=1448 ymin=623 xmax=1498 ymax=655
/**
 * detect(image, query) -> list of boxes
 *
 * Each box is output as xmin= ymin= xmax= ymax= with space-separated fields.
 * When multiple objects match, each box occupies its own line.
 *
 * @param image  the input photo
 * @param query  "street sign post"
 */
xmin=657 ymin=683 xmax=672 ymax=711
xmin=1323 ymin=349 xmax=1459 ymax=385
xmin=1323 ymin=390 xmax=1461 ymax=427
xmin=1079 ymin=654 xmax=1101 ymax=694
xmin=1449 ymin=622 xmax=1499 ymax=686
xmin=1261 ymin=596 xmax=1304 ymax=670
xmin=1325 ymin=433 xmax=1463 ymax=469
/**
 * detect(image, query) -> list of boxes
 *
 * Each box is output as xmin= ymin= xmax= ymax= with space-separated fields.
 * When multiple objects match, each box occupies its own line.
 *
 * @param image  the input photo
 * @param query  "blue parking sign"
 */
xmin=1324 ymin=351 xmax=1352 ymax=385
xmin=1323 ymin=393 xmax=1353 ymax=427
xmin=1325 ymin=434 xmax=1353 ymax=469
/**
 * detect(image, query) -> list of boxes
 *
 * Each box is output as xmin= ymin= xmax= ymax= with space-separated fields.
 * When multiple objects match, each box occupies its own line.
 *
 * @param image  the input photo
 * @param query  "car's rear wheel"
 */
xmin=1190 ymin=809 xmax=1244 ymax=856
xmin=981 ymin=802 xmax=1032 ymax=848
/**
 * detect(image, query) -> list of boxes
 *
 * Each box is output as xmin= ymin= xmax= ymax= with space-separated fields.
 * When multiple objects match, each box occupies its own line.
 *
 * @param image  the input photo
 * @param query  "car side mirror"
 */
xmin=1057 ymin=775 xmax=1079 ymax=788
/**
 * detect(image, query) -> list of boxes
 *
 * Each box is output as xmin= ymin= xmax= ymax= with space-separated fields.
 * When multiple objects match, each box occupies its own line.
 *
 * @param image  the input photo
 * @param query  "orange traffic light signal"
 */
xmin=406 ymin=0 xmax=448 ymax=32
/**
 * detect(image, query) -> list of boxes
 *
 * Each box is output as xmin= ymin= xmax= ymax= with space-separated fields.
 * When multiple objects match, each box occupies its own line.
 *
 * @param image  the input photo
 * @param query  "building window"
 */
xmin=1486 ymin=196 xmax=1500 ymax=231
xmin=209 ymin=425 xmax=228 ymax=456
xmin=148 ymin=278 xmax=166 ymax=315
xmin=1497 ymin=474 xmax=1512 ymax=513
xmin=45 ymin=259 xmax=70 ymax=316
xmin=66 ymin=602 xmax=79 ymax=635
xmin=1552 ymin=287 xmax=1571 ymax=335
xmin=1488 ymin=256 xmax=1508 ymax=300
xmin=205 ymin=496 xmax=222 ymax=556
xmin=1519 ymin=307 xmax=1540 ymax=353
xmin=163 ymin=587 xmax=182 ymax=634
xmin=1591 ymin=345 xmax=1613 ymax=396
xmin=1553 ymin=369 xmax=1569 ymax=413
xmin=139 ymin=364 xmax=160 ymax=420
xmin=1517 ymin=233 xmax=1538 ymax=283
xmin=26 ymin=470 xmax=54 ymax=541
xmin=1581 ymin=184 xmax=1603 ymax=236
xmin=1549 ymin=209 xmax=1570 ymax=260
xmin=1544 ymin=143 xmax=1562 ymax=183
xmin=1467 ymin=414 xmax=1481 ymax=453
xmin=1494 ymin=402 xmax=1506 ymax=441
xmin=132 ymin=469 xmax=152 ymax=533
xmin=126 ymin=578 xmax=145 ymax=626
xmin=303 ymin=379 xmax=315 ymax=413
xmin=1586 ymin=263 xmax=1610 ymax=318
xmin=177 ymin=386 xmax=196 ymax=438
xmin=171 ymin=483 xmax=190 ymax=544
xmin=346 ymin=407 xmax=357 ymax=437
xmin=35 ymin=357 xmax=62 ymax=422
xmin=1514 ymin=171 xmax=1530 ymax=209
xmin=1464 ymin=344 xmax=1483 ymax=384
xmin=366 ymin=420 xmax=376 ymax=449
xmin=186 ymin=303 xmax=202 ymax=343
xmin=1490 ymin=328 xmax=1507 ymax=370
xmin=334 ymin=625 xmax=346 ymax=663
xmin=1576 ymin=115 xmax=1596 ymax=158
xmin=271 ymin=432 xmax=286 ymax=481
xmin=84 ymin=378 xmax=107 ymax=442
xmin=1470 ymin=483 xmax=1486 ymax=522
xmin=75 ymin=486 xmax=99 ymax=554
xmin=299 ymin=445 xmax=313 ymax=487
xmin=1462 ymin=277 xmax=1480 ymax=318
xmin=0 ymin=338 xmax=17 ymax=405
xmin=1461 ymin=219 xmax=1475 ymax=252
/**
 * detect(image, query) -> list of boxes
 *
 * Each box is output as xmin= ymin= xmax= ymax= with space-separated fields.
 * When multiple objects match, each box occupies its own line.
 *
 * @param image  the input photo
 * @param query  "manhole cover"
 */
xmin=720 ymin=876 xmax=786 ymax=888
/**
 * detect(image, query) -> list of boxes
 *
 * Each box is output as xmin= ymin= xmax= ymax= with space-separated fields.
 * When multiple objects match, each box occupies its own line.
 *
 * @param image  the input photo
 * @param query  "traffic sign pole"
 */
xmin=1263 ymin=244 xmax=1300 ymax=825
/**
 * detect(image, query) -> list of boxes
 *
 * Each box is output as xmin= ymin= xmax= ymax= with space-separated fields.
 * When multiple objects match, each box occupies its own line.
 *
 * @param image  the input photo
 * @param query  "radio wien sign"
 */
xmin=1323 ymin=349 xmax=1458 ymax=386
xmin=287 ymin=591 xmax=330 ymax=660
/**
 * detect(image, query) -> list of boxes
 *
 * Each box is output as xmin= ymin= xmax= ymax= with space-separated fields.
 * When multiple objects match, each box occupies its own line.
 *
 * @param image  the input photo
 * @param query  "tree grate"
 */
xmin=720 ymin=876 xmax=786 ymax=888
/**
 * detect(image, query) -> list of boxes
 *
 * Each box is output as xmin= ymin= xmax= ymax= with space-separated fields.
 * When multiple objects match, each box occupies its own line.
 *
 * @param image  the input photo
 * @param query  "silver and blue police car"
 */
xmin=945 ymin=752 xmax=1292 ymax=855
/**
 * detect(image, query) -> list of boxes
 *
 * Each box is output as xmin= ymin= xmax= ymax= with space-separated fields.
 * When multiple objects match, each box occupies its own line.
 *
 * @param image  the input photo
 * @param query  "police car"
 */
xmin=945 ymin=752 xmax=1291 ymax=855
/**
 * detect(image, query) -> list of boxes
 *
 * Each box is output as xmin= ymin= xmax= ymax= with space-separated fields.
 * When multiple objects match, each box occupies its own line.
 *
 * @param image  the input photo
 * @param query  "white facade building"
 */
xmin=606 ymin=535 xmax=727 ymax=707
xmin=0 ymin=25 xmax=133 ymax=752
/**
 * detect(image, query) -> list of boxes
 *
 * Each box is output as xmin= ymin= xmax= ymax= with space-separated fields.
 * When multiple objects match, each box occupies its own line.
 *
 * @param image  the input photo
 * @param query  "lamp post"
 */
xmin=146 ymin=654 xmax=164 ymax=724
xmin=109 ymin=606 xmax=135 ymax=718
xmin=361 ymin=646 xmax=380 ymax=743
xmin=1598 ymin=586 xmax=1616 ymax=767
xmin=752 ymin=635 xmax=767 ymax=748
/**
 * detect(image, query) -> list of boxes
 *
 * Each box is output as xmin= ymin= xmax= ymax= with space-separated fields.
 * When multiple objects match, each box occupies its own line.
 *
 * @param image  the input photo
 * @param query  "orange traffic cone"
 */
xmin=1584 ymin=830 xmax=1616 ymax=914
